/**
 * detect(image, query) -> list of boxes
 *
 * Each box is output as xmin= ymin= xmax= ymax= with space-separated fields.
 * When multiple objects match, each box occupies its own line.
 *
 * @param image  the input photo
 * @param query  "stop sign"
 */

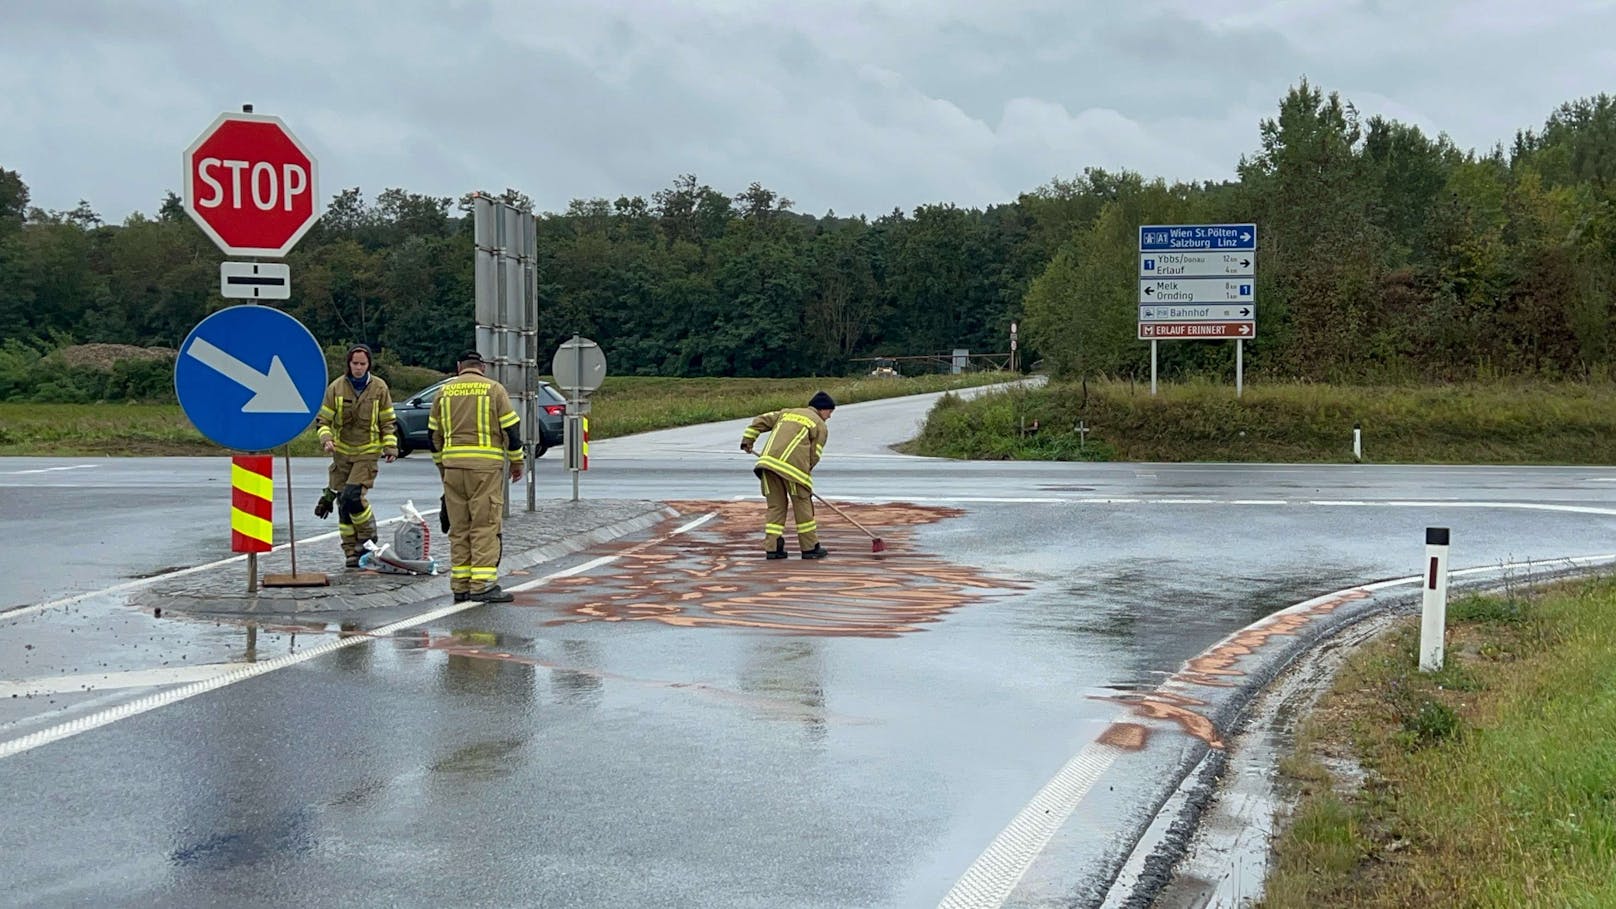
xmin=183 ymin=112 xmax=320 ymax=257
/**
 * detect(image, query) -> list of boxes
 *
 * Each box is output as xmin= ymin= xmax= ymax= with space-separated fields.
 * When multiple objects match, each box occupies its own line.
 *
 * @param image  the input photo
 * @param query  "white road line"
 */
xmin=0 ymin=512 xmax=718 ymax=761
xmin=938 ymin=741 xmax=1128 ymax=909
xmin=0 ymin=664 xmax=242 ymax=698
xmin=2 ymin=464 xmax=98 ymax=476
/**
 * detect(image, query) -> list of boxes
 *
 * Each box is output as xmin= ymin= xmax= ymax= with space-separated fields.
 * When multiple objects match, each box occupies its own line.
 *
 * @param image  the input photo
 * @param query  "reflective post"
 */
xmin=1419 ymin=527 xmax=1450 ymax=673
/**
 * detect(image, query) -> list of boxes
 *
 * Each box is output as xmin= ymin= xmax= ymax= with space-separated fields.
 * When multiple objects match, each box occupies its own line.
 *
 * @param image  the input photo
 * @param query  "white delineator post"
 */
xmin=1419 ymin=527 xmax=1451 ymax=672
xmin=1353 ymin=421 xmax=1362 ymax=462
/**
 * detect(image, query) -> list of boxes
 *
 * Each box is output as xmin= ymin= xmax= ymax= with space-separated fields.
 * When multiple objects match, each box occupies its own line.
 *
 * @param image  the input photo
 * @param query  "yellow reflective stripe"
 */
xmin=351 ymin=506 xmax=373 ymax=523
xmin=742 ymin=428 xmax=760 ymax=440
xmin=469 ymin=567 xmax=498 ymax=579
xmin=815 ymin=444 xmax=824 ymax=459
xmin=379 ymin=406 xmax=396 ymax=420
xmin=441 ymin=447 xmax=508 ymax=460
xmin=765 ymin=523 xmax=785 ymax=533
xmin=332 ymin=441 xmax=383 ymax=455
xmin=230 ymin=510 xmax=272 ymax=542
xmin=231 ymin=463 xmax=274 ymax=500
xmin=318 ymin=406 xmax=336 ymax=420
xmin=779 ymin=427 xmax=810 ymax=461
xmin=499 ymin=410 xmax=519 ymax=428
xmin=780 ymin=413 xmax=816 ymax=426
xmin=451 ymin=566 xmax=474 ymax=579
xmin=796 ymin=521 xmax=817 ymax=531
xmin=757 ymin=455 xmax=812 ymax=487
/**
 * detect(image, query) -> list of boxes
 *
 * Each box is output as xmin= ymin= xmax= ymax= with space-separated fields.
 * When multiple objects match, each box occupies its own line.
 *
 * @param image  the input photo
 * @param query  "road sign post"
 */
xmin=176 ymin=305 xmax=329 ymax=589
xmin=551 ymin=336 xmax=608 ymax=503
xmin=1139 ymin=224 xmax=1257 ymax=397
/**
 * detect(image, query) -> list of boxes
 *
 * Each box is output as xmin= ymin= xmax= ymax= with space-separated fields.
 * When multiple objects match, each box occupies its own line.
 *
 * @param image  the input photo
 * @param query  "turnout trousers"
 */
xmin=760 ymin=469 xmax=817 ymax=553
xmin=442 ymin=466 xmax=505 ymax=595
xmin=328 ymin=455 xmax=380 ymax=560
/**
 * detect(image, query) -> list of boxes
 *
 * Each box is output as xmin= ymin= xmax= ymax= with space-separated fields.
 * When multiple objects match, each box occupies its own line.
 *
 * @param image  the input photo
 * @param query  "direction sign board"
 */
xmin=1139 ymin=304 xmax=1254 ymax=321
xmin=175 ymin=305 xmax=327 ymax=451
xmin=1138 ymin=322 xmax=1254 ymax=340
xmin=1139 ymin=251 xmax=1254 ymax=279
xmin=1139 ymin=223 xmax=1256 ymax=251
xmin=1139 ymin=278 xmax=1254 ymax=304
xmin=220 ymin=262 xmax=291 ymax=299
xmin=183 ymin=112 xmax=320 ymax=257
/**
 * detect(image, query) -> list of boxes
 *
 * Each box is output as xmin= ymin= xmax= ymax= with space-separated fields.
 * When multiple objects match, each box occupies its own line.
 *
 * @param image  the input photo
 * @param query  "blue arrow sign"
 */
xmin=1140 ymin=223 xmax=1257 ymax=251
xmin=174 ymin=305 xmax=327 ymax=452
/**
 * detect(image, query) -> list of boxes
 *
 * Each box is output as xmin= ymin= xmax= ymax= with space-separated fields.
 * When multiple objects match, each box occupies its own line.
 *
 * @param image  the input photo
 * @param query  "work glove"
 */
xmin=314 ymin=488 xmax=337 ymax=520
xmin=740 ymin=442 xmax=753 ymax=454
xmin=439 ymin=496 xmax=451 ymax=534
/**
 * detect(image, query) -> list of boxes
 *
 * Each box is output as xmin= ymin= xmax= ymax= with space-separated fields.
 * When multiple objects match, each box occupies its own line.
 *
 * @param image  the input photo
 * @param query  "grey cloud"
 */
xmin=4 ymin=0 xmax=1614 ymax=223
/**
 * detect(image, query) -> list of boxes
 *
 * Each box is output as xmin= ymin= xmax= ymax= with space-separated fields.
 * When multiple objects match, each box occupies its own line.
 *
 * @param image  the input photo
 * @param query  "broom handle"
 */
xmin=811 ymin=492 xmax=879 ymax=540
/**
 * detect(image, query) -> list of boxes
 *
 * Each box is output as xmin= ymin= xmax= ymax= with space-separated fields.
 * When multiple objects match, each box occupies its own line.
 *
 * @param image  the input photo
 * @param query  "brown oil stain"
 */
xmin=1098 ymin=722 xmax=1149 ymax=751
xmin=1092 ymin=589 xmax=1374 ymax=749
xmin=510 ymin=499 xmax=1026 ymax=638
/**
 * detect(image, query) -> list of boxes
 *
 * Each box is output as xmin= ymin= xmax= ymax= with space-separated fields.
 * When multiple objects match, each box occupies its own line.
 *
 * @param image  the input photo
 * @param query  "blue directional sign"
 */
xmin=1140 ymin=223 xmax=1257 ymax=251
xmin=174 ymin=305 xmax=327 ymax=452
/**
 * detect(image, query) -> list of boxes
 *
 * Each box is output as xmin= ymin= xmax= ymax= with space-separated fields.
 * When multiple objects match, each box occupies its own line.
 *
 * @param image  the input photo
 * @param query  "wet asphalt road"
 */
xmin=5 ymin=383 xmax=1616 ymax=908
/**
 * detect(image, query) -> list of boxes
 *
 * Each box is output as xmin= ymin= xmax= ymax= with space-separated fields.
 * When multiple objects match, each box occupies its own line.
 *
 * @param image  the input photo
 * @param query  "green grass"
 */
xmin=908 ymin=376 xmax=1616 ymax=463
xmin=0 ymin=373 xmax=1014 ymax=456
xmin=1260 ymin=577 xmax=1616 ymax=908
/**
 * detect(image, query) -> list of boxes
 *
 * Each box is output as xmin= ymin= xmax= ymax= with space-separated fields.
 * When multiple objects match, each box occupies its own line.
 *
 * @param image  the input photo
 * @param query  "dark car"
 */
xmin=393 ymin=379 xmax=567 ymax=457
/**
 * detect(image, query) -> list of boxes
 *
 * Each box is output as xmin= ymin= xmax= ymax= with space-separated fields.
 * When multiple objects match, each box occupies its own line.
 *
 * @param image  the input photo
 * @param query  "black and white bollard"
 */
xmin=1419 ymin=527 xmax=1450 ymax=672
xmin=1353 ymin=421 xmax=1362 ymax=463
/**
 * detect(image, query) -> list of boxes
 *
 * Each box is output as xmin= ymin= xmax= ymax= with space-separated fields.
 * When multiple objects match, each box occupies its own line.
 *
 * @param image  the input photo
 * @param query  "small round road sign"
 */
xmin=551 ymin=336 xmax=608 ymax=394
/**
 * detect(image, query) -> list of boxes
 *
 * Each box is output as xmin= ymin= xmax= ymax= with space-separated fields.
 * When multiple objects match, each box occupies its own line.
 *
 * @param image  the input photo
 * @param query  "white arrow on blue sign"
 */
xmin=174 ymin=305 xmax=327 ymax=451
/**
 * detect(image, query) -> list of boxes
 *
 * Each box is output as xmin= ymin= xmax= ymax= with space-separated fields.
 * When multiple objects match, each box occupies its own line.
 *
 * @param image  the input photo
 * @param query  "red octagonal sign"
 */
xmin=183 ymin=112 xmax=320 ymax=257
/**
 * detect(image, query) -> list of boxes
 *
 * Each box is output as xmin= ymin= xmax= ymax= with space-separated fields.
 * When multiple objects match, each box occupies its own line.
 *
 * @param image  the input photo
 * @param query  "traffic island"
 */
xmin=132 ymin=500 xmax=676 ymax=619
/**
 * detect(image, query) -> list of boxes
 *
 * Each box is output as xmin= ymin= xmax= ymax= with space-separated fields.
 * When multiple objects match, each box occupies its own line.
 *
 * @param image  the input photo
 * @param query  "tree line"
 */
xmin=3 ymin=79 xmax=1615 ymax=395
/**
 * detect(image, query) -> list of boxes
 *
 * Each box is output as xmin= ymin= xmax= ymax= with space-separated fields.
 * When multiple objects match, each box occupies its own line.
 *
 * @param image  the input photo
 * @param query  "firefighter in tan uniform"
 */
xmin=741 ymin=391 xmax=835 ymax=559
xmin=429 ymin=350 xmax=524 ymax=603
xmin=313 ymin=344 xmax=398 ymax=567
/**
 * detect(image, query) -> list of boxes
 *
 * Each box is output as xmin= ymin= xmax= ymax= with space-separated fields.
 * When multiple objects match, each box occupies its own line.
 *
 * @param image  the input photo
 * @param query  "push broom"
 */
xmin=811 ymin=492 xmax=886 ymax=552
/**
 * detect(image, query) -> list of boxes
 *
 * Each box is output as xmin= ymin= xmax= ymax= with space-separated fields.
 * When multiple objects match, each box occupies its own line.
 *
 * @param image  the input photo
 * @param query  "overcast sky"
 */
xmin=4 ymin=0 xmax=1614 ymax=222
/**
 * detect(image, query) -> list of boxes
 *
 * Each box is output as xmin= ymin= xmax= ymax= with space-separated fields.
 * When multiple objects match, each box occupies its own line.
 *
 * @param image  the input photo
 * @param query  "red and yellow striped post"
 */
xmin=231 ymin=455 xmax=273 ymax=553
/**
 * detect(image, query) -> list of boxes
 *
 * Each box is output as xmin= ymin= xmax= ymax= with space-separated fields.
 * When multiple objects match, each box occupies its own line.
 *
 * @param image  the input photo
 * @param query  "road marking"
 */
xmin=0 ymin=664 xmax=241 ymax=698
xmin=0 ymin=512 xmax=715 ymax=761
xmin=1 ymin=464 xmax=98 ymax=476
xmin=939 ymin=740 xmax=1128 ymax=908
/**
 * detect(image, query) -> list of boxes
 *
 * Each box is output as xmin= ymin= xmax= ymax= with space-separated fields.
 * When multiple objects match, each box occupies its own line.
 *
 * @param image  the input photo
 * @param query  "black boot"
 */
xmin=765 ymin=538 xmax=788 ymax=560
xmin=801 ymin=544 xmax=828 ymax=560
xmin=470 ymin=585 xmax=514 ymax=603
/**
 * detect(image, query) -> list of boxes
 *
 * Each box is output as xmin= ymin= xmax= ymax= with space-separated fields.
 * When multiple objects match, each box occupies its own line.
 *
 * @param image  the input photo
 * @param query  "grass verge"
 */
xmin=1259 ymin=577 xmax=1616 ymax=908
xmin=0 ymin=373 xmax=1014 ymax=457
xmin=908 ymin=377 xmax=1616 ymax=463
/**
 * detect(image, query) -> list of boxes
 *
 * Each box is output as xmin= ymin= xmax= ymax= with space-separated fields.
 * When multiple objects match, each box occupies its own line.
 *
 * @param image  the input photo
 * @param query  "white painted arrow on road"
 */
xmin=184 ymin=336 xmax=309 ymax=413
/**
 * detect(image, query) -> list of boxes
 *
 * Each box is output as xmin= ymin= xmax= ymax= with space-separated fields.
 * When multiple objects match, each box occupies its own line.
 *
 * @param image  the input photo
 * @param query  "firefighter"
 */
xmin=313 ymin=344 xmax=397 ymax=567
xmin=741 ymin=390 xmax=835 ymax=559
xmin=429 ymin=350 xmax=524 ymax=603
